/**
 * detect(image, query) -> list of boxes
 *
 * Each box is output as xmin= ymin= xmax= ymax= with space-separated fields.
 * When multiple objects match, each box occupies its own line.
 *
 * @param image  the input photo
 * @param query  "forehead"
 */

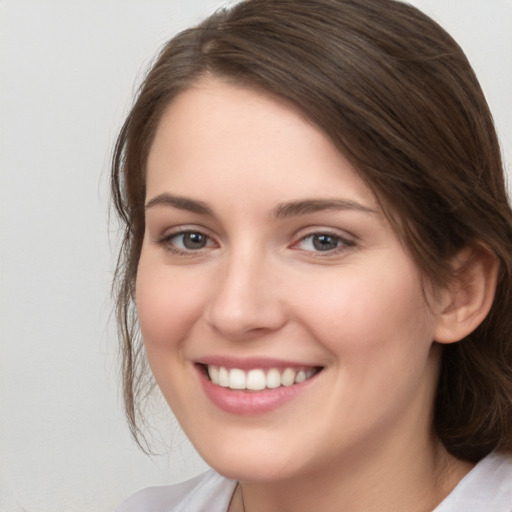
xmin=146 ymin=78 xmax=377 ymax=211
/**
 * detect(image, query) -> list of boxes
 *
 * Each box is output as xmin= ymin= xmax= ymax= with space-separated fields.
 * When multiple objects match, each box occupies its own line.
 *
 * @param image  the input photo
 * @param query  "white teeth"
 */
xmin=229 ymin=368 xmax=246 ymax=389
xmin=218 ymin=367 xmax=229 ymax=387
xmin=206 ymin=365 xmax=317 ymax=390
xmin=266 ymin=368 xmax=281 ymax=389
xmin=208 ymin=365 xmax=219 ymax=383
xmin=295 ymin=369 xmax=306 ymax=383
xmin=281 ymin=368 xmax=296 ymax=387
xmin=246 ymin=369 xmax=266 ymax=391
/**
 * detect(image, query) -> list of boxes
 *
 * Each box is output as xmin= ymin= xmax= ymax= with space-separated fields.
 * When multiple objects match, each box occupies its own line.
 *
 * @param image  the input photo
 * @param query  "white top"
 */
xmin=117 ymin=452 xmax=512 ymax=512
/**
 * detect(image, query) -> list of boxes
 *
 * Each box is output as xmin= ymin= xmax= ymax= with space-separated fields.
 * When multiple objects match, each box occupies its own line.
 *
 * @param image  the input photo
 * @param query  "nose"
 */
xmin=204 ymin=249 xmax=288 ymax=340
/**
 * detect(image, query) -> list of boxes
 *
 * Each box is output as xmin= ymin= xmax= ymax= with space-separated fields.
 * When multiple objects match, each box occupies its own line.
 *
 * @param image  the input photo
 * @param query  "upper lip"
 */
xmin=195 ymin=356 xmax=322 ymax=371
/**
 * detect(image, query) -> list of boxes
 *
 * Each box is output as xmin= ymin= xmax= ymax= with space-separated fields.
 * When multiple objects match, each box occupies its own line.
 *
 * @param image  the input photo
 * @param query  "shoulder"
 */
xmin=434 ymin=452 xmax=512 ymax=512
xmin=116 ymin=469 xmax=237 ymax=512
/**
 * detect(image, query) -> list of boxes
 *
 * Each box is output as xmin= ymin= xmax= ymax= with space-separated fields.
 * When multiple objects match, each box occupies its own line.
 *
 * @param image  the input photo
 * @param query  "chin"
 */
xmin=192 ymin=432 xmax=313 ymax=483
xmin=209 ymin=455 xmax=300 ymax=483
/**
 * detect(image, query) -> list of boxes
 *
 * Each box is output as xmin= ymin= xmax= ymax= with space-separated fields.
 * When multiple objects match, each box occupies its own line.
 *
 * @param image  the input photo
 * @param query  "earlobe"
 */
xmin=434 ymin=244 xmax=499 ymax=344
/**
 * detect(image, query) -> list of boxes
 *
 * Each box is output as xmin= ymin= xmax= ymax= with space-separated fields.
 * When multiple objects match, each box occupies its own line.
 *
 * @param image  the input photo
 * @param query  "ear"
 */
xmin=434 ymin=243 xmax=499 ymax=344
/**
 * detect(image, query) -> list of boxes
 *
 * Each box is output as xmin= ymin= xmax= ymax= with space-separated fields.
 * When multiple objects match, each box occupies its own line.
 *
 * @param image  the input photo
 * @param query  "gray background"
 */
xmin=1 ymin=1 xmax=511 ymax=510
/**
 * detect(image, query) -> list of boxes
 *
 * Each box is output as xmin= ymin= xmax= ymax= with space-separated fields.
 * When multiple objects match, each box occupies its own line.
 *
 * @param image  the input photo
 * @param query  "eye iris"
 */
xmin=183 ymin=232 xmax=207 ymax=249
xmin=312 ymin=234 xmax=338 ymax=251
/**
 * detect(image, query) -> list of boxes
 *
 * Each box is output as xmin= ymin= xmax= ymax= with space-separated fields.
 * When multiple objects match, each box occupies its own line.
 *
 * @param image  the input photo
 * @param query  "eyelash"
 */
xmin=155 ymin=229 xmax=355 ymax=257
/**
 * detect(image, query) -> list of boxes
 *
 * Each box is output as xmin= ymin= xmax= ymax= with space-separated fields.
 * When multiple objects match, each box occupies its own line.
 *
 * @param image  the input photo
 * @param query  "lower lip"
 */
xmin=197 ymin=366 xmax=319 ymax=415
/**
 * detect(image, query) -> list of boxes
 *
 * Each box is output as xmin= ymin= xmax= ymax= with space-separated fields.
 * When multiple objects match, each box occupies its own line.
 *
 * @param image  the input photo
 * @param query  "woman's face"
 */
xmin=137 ymin=78 xmax=444 ymax=482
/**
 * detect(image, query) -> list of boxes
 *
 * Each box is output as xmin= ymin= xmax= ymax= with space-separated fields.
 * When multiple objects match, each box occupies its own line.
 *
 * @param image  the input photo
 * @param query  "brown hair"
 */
xmin=111 ymin=0 xmax=512 ymax=461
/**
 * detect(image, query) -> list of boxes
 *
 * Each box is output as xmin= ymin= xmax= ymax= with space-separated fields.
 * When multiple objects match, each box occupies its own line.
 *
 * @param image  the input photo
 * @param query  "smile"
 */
xmin=206 ymin=365 xmax=319 ymax=391
xmin=196 ymin=359 xmax=323 ymax=414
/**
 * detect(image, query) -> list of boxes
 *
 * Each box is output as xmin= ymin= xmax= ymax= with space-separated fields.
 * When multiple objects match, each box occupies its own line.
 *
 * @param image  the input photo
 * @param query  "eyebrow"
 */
xmin=145 ymin=193 xmax=214 ymax=216
xmin=144 ymin=193 xmax=377 ymax=218
xmin=272 ymin=198 xmax=378 ymax=218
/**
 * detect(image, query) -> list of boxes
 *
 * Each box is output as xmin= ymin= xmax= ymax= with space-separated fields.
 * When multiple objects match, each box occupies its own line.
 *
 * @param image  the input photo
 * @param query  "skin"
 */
xmin=136 ymin=78 xmax=473 ymax=512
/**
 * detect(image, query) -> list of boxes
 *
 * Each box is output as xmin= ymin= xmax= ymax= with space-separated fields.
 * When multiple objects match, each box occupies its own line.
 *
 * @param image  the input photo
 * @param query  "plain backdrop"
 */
xmin=1 ymin=1 xmax=511 ymax=511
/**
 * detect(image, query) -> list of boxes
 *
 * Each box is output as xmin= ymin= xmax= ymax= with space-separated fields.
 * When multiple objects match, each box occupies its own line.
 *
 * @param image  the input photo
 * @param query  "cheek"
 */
xmin=291 ymin=263 xmax=438 ymax=433
xmin=291 ymin=261 xmax=433 ymax=358
xmin=135 ymin=257 xmax=206 ymax=352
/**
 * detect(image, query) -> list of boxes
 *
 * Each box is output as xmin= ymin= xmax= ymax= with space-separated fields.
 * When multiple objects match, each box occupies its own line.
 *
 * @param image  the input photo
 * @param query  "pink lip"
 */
xmin=195 ymin=363 xmax=321 ymax=415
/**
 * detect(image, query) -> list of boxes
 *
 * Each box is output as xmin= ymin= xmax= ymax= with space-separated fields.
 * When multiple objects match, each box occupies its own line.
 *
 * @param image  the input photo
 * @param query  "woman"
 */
xmin=113 ymin=0 xmax=512 ymax=510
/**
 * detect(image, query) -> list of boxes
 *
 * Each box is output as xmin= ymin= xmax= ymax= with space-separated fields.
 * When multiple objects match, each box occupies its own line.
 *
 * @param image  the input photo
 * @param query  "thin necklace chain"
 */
xmin=240 ymin=483 xmax=246 ymax=512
